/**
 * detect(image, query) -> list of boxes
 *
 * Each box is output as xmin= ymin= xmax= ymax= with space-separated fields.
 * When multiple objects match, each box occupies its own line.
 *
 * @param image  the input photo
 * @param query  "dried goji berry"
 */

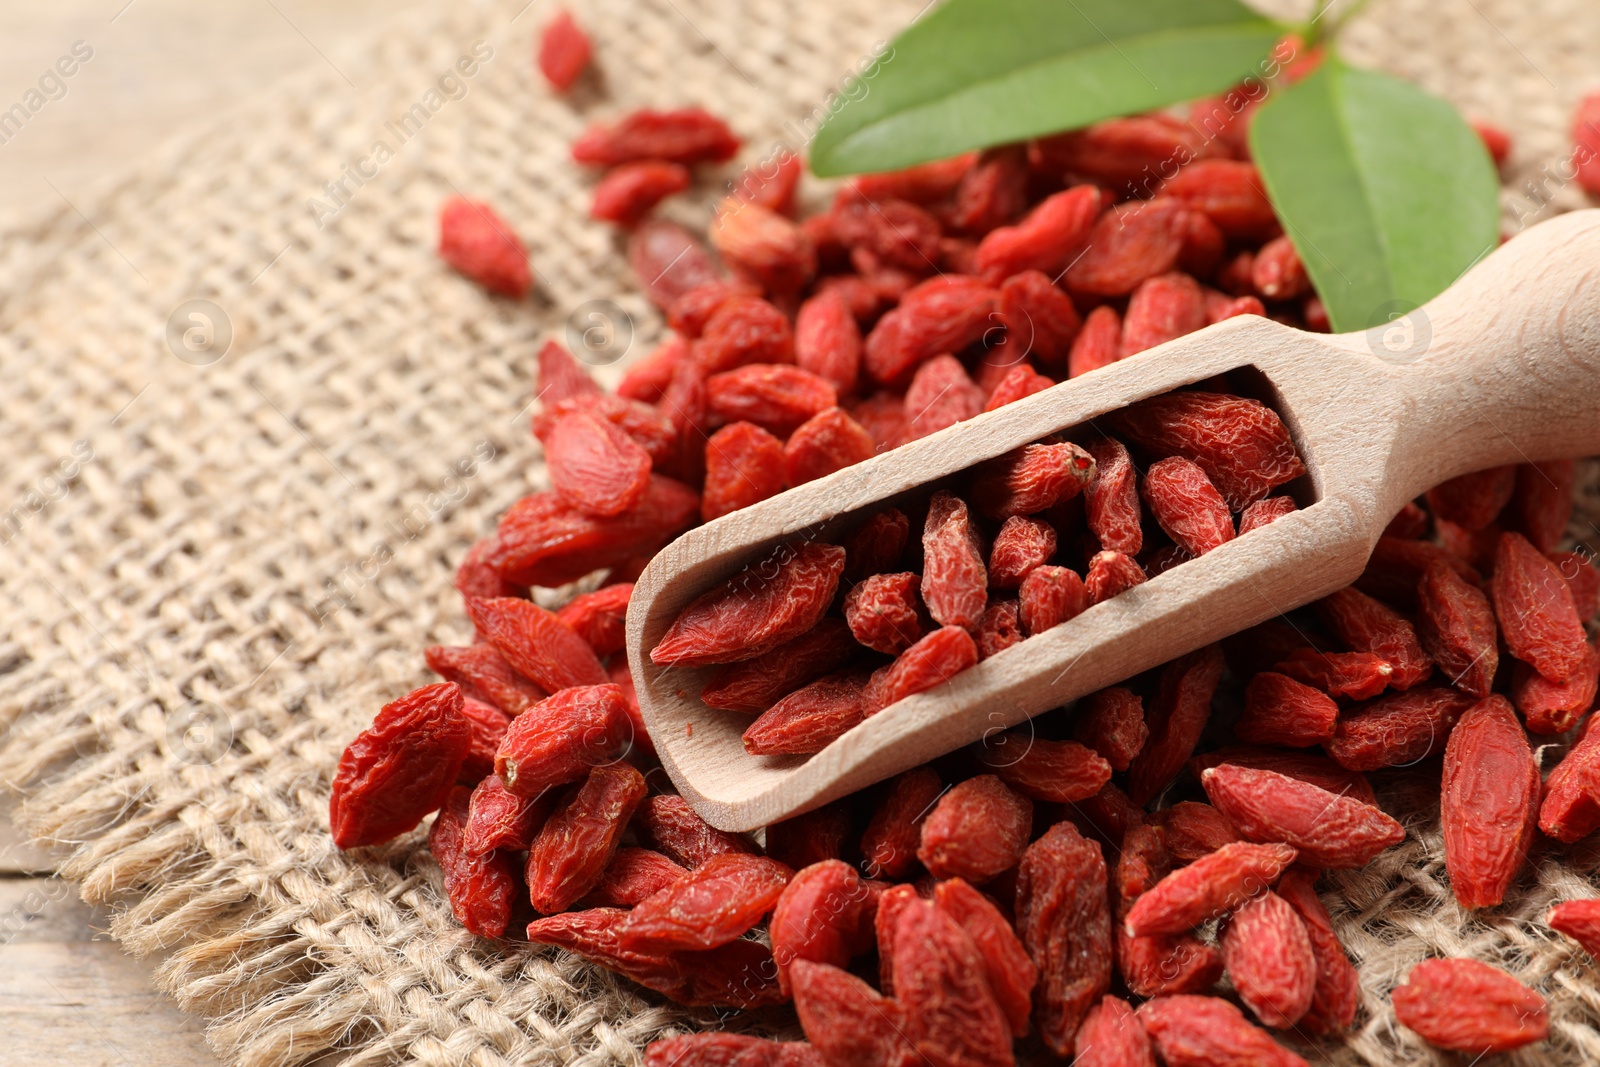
xmin=330 ymin=683 xmax=472 ymax=849
xmin=891 ymin=897 xmax=1017 ymax=1066
xmin=848 ymin=392 xmax=913 ymax=455
xmin=1123 ymin=841 xmax=1297 ymax=938
xmin=982 ymin=363 xmax=1055 ymax=413
xmin=438 ymin=197 xmax=532 ymax=298
xmin=457 ymin=696 xmax=512 ymax=780
xmin=424 ymin=643 xmax=546 ymax=717
xmin=934 ymin=877 xmax=1038 ymax=1037
xmin=742 ymin=669 xmax=871 ymax=756
xmin=770 ymin=860 xmax=876 ymax=993
xmin=711 ymin=199 xmax=818 ymax=295
xmin=1137 ymin=995 xmax=1310 ymax=1067
xmin=861 ymin=767 xmax=944 ymax=880
xmin=944 ymin=145 xmax=1030 ymax=236
xmin=783 ymin=408 xmax=875 ymax=486
xmin=1427 ymin=465 xmax=1517 ymax=531
xmin=652 ymin=541 xmax=846 ymax=666
xmin=706 ymin=364 xmax=838 ymax=438
xmin=628 ymin=220 xmax=722 ymax=310
xmin=1178 ymin=211 xmax=1226 ymax=278
xmin=1019 ymin=564 xmax=1091 ymax=634
xmin=580 ymin=847 xmax=688 ymax=909
xmin=1391 ymin=958 xmax=1548 ymax=1053
xmin=544 ymin=411 xmax=653 ymax=519
xmin=553 ymin=583 xmax=632 ymax=658
xmin=590 ymin=161 xmax=690 ymax=227
xmin=1573 ymin=92 xmax=1600 ymax=195
xmin=1234 ymin=672 xmax=1338 ymax=747
xmin=573 ymin=107 xmax=740 ymax=167
xmin=1190 ymin=747 xmax=1377 ymax=806
xmin=527 ymin=762 xmax=647 ymax=913
xmin=494 ymin=684 xmax=632 ymax=797
xmin=1015 ymin=821 xmax=1112 ymax=1055
xmin=1441 ymin=695 xmax=1538 ymax=909
xmin=1068 ymin=305 xmax=1122 ymax=378
xmin=830 ymin=189 xmax=945 ymax=273
xmin=1238 ymin=495 xmax=1297 ymax=534
xmin=975 ymin=185 xmax=1103 ymax=282
xmin=1115 ymin=824 xmax=1224 ymax=999
xmin=1324 ymin=685 xmax=1476 ymax=772
xmin=485 ymin=477 xmax=700 ymax=587
xmin=1110 ymin=391 xmax=1305 ymax=510
xmin=455 ymin=538 xmax=525 ymax=601
xmin=668 ymin=281 xmax=762 ymax=341
xmin=1073 ymin=686 xmax=1148 ymax=771
xmin=1122 ymin=272 xmax=1206 ymax=357
xmin=1083 ymin=437 xmax=1142 ymax=556
xmin=863 ymin=275 xmax=999 ymax=386
xmin=694 ymin=296 xmax=796 ymax=374
xmin=791 ymin=960 xmax=920 ymax=1067
xmin=635 ymin=794 xmax=758 ymax=868
xmin=1086 ymin=550 xmax=1148 ymax=604
xmin=699 ymin=421 xmax=785 ymax=523
xmin=862 ymin=626 xmax=979 ymax=714
xmin=1074 ymin=995 xmax=1155 ymax=1067
xmin=616 ymin=337 xmax=686 ymax=406
xmin=1274 ymin=869 xmax=1358 ymax=1034
xmin=845 ymin=572 xmax=925 ymax=655
xmin=1514 ymin=639 xmax=1599 ymax=735
xmin=1127 ymin=645 xmax=1224 ymax=805
xmin=1357 ymin=536 xmax=1481 ymax=611
xmin=1513 ymin=459 xmax=1575 ymax=552
xmin=1552 ymin=549 xmax=1600 ymax=620
xmin=1142 ymin=456 xmax=1235 ymax=556
xmin=1201 ymin=764 xmax=1403 ymax=868
xmin=1274 ymin=647 xmax=1394 ymax=700
xmin=972 ymin=731 xmax=1112 ymax=803
xmin=1147 ymin=802 xmax=1242 ymax=863
xmin=903 ymin=354 xmax=985 ymax=440
xmin=732 ymin=150 xmax=804 ymax=217
xmin=1036 ymin=115 xmax=1213 ymax=189
xmin=1159 ymin=160 xmax=1279 ymax=242
xmin=699 ymin=619 xmax=856 ymax=713
xmin=920 ymin=491 xmax=988 ymax=629
xmin=1548 ymin=898 xmax=1600 ymax=956
xmin=536 ymin=8 xmax=591 ymax=91
xmin=794 ymin=289 xmax=862 ymax=395
xmin=917 ymin=775 xmax=1032 ymax=883
xmin=526 ymin=907 xmax=783 ymax=1008
xmin=765 ymin=802 xmax=857 ymax=870
xmin=1220 ymin=890 xmax=1315 ymax=1028
xmin=464 ymin=774 xmax=549 ymax=855
xmin=1436 ymin=518 xmax=1502 ymax=573
xmin=644 ymin=1035 xmax=822 ymax=1067
xmin=988 ymin=517 xmax=1056 ymax=591
xmin=996 ymin=270 xmax=1081 ymax=371
xmin=1492 ymin=531 xmax=1590 ymax=683
xmin=429 ymin=786 xmax=517 ymax=937
xmin=1250 ymin=236 xmax=1309 ymax=301
xmin=971 ymin=442 xmax=1097 ymax=520
xmin=467 ymin=596 xmax=607 ymax=692
xmin=1415 ymin=560 xmax=1498 ymax=698
xmin=617 ymin=853 xmax=791 ymax=950
xmin=1065 ymin=199 xmax=1188 ymax=297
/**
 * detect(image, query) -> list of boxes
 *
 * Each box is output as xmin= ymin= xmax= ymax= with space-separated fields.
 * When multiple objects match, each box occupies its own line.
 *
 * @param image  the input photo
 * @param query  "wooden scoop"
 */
xmin=626 ymin=209 xmax=1600 ymax=833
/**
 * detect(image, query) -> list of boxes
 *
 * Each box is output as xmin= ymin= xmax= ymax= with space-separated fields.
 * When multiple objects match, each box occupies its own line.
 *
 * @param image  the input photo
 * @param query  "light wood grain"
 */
xmin=629 ymin=209 xmax=1600 ymax=832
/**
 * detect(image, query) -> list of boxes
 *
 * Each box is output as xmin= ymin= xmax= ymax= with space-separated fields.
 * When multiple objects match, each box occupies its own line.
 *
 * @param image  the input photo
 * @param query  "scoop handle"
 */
xmin=1382 ymin=209 xmax=1600 ymax=499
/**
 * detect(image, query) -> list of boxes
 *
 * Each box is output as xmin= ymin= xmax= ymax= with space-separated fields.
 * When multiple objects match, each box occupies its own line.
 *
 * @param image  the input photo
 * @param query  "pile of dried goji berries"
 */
xmin=330 ymin=9 xmax=1600 ymax=1064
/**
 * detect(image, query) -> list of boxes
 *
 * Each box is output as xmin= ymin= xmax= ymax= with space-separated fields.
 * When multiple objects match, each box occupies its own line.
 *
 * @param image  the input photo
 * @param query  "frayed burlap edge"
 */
xmin=0 ymin=0 xmax=1598 ymax=1064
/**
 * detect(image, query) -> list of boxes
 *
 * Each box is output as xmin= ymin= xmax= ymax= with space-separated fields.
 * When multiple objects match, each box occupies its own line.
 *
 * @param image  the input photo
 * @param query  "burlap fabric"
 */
xmin=1 ymin=0 xmax=1597 ymax=1063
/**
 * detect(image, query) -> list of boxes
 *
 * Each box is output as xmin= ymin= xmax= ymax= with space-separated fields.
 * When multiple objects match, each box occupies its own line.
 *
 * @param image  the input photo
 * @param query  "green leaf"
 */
xmin=810 ymin=0 xmax=1283 ymax=177
xmin=1248 ymin=58 xmax=1501 ymax=333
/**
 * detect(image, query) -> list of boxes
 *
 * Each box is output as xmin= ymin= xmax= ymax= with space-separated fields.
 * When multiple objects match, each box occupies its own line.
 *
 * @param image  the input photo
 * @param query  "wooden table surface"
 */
xmin=2 ymin=4 xmax=408 ymax=1063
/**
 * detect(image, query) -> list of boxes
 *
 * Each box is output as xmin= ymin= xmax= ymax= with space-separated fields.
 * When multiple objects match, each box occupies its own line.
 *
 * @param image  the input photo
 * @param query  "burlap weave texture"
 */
xmin=0 ymin=0 xmax=1598 ymax=1064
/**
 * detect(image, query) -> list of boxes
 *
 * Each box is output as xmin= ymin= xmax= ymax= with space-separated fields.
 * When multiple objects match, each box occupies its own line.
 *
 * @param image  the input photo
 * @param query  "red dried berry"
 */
xmin=438 ymin=198 xmax=532 ymax=298
xmin=652 ymin=541 xmax=846 ymax=667
xmin=581 ymin=848 xmax=688 ymax=909
xmin=701 ymin=421 xmax=787 ymax=523
xmin=536 ymin=9 xmax=592 ymax=91
xmin=1513 ymin=459 xmax=1575 ymax=552
xmin=1234 ymin=672 xmax=1338 ymax=747
xmin=862 ymin=767 xmax=944 ymax=880
xmin=1548 ymin=898 xmax=1600 ymax=956
xmin=1416 ymin=560 xmax=1499 ymax=698
xmin=742 ymin=669 xmax=871 ymax=756
xmin=1274 ymin=869 xmax=1359 ymax=1034
xmin=1086 ymin=550 xmax=1148 ymax=604
xmin=1110 ymin=391 xmax=1305 ymax=510
xmin=629 ymin=221 xmax=722 ymax=310
xmin=1018 ymin=564 xmax=1090 ymax=634
xmin=864 ymin=626 xmax=980 ymax=714
xmin=1127 ymin=645 xmax=1224 ymax=805
xmin=934 ymin=877 xmax=1038 ymax=1037
xmin=1441 ymin=695 xmax=1539 ymax=909
xmin=1068 ymin=305 xmax=1123 ymax=378
xmin=892 ymin=898 xmax=1017 ymax=1067
xmin=794 ymin=289 xmax=862 ymax=395
xmin=863 ymin=275 xmax=999 ymax=386
xmin=971 ymin=442 xmax=1097 ymax=520
xmin=1201 ymin=764 xmax=1404 ymax=868
xmin=424 ymin=644 xmax=546 ymax=717
xmin=975 ymin=185 xmax=1103 ymax=282
xmin=330 ymin=683 xmax=471 ymax=849
xmin=711 ymin=199 xmax=818 ymax=295
xmin=545 ymin=411 xmax=653 ymax=518
xmin=1142 ymin=456 xmax=1235 ymax=556
xmin=695 ymin=295 xmax=796 ymax=373
xmin=1075 ymin=995 xmax=1156 ymax=1067
xmin=429 ymin=787 xmax=517 ymax=937
xmin=770 ymin=860 xmax=876 ymax=993
xmin=493 ymin=684 xmax=633 ymax=798
xmin=983 ymin=363 xmax=1056 ymax=413
xmin=554 ymin=583 xmax=632 ymax=658
xmin=1551 ymin=549 xmax=1600 ymax=620
xmin=1220 ymin=890 xmax=1315 ymax=1028
xmin=699 ymin=619 xmax=856 ymax=714
xmin=972 ymin=731 xmax=1112 ymax=803
xmin=464 ymin=774 xmax=549 ymax=855
xmin=1065 ymin=199 xmax=1188 ymax=296
xmin=987 ymin=516 xmax=1057 ymax=590
xmin=1137 ymin=995 xmax=1310 ymax=1067
xmin=1514 ymin=638 xmax=1599 ymax=735
xmin=917 ymin=775 xmax=1032 ymax=883
xmin=458 ymin=696 xmax=513 ymax=780
xmin=485 ymin=476 xmax=700 ymax=588
xmin=997 ymin=270 xmax=1081 ymax=370
xmin=904 ymin=355 xmax=985 ymax=440
xmin=1147 ymin=802 xmax=1242 ymax=863
xmin=1274 ymin=647 xmax=1394 ymax=700
xmin=1124 ymin=841 xmax=1298 ymax=938
xmin=467 ymin=596 xmax=607 ymax=692
xmin=644 ymin=1035 xmax=822 ymax=1067
xmin=1083 ymin=437 xmax=1142 ymax=556
xmin=527 ymin=762 xmax=648 ymax=913
xmin=920 ymin=491 xmax=988 ymax=629
xmin=455 ymin=538 xmax=525 ymax=601
xmin=1392 ymin=958 xmax=1549 ymax=1053
xmin=617 ymin=853 xmax=791 ymax=950
xmin=590 ymin=161 xmax=690 ymax=228
xmin=1250 ymin=236 xmax=1310 ymax=301
xmin=635 ymin=794 xmax=758 ymax=868
xmin=1159 ymin=159 xmax=1280 ymax=242
xmin=1324 ymin=685 xmax=1476 ymax=772
xmin=1122 ymin=272 xmax=1206 ymax=356
xmin=1492 ymin=531 xmax=1590 ymax=683
xmin=573 ymin=107 xmax=740 ymax=167
xmin=706 ymin=364 xmax=838 ymax=438
xmin=1190 ymin=747 xmax=1376 ymax=807
xmin=791 ymin=960 xmax=920 ymax=1067
xmin=1073 ymin=686 xmax=1148 ymax=771
xmin=1016 ymin=821 xmax=1113 ymax=1056
xmin=784 ymin=407 xmax=875 ymax=487
xmin=1427 ymin=465 xmax=1517 ymax=531
xmin=845 ymin=572 xmax=925 ymax=655
xmin=831 ymin=189 xmax=945 ymax=272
